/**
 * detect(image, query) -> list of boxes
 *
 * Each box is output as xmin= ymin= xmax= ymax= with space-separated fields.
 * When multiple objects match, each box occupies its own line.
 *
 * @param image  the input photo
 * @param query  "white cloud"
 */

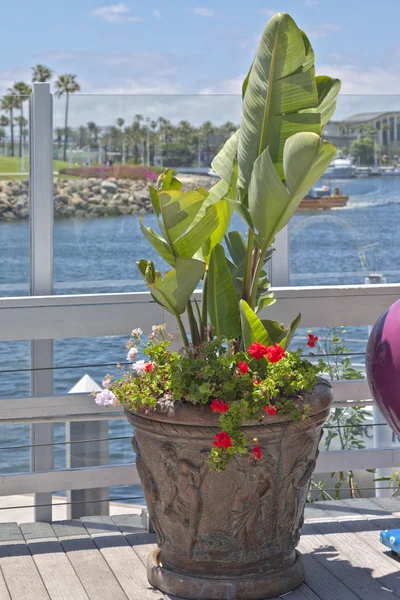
xmin=91 ymin=3 xmax=143 ymax=23
xmin=152 ymin=8 xmax=161 ymax=18
xmin=199 ymin=76 xmax=244 ymax=95
xmin=258 ymin=8 xmax=279 ymax=18
xmin=304 ymin=0 xmax=319 ymax=6
xmin=193 ymin=7 xmax=215 ymax=17
xmin=309 ymin=23 xmax=344 ymax=38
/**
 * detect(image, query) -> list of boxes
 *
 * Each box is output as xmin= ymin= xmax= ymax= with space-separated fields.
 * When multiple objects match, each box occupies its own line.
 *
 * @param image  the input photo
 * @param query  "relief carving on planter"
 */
xmin=230 ymin=451 xmax=276 ymax=562
xmin=131 ymin=436 xmax=165 ymax=545
xmin=160 ymin=442 xmax=208 ymax=558
xmin=277 ymin=435 xmax=317 ymax=546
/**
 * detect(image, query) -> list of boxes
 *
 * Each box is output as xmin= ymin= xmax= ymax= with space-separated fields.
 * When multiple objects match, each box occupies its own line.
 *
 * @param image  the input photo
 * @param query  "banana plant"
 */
xmin=137 ymin=12 xmax=341 ymax=350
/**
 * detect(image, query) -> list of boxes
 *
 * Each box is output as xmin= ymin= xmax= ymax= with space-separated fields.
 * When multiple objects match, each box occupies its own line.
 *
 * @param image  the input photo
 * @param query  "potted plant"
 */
xmin=95 ymin=12 xmax=340 ymax=600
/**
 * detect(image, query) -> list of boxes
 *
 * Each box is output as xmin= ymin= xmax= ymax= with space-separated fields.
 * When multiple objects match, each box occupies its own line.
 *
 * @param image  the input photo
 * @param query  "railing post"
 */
xmin=66 ymin=375 xmax=110 ymax=518
xmin=270 ymin=226 xmax=290 ymax=286
xmin=30 ymin=83 xmax=54 ymax=522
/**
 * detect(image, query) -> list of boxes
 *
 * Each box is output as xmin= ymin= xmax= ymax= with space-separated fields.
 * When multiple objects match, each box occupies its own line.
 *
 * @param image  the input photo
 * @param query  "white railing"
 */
xmin=0 ymin=83 xmax=399 ymax=522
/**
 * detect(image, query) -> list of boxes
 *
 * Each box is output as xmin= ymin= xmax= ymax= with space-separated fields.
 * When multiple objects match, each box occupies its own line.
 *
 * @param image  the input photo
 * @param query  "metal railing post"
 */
xmin=29 ymin=83 xmax=54 ymax=522
xmin=270 ymin=226 xmax=290 ymax=287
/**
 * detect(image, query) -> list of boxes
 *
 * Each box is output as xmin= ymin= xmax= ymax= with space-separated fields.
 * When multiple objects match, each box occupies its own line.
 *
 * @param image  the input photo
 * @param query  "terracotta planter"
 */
xmin=125 ymin=379 xmax=332 ymax=600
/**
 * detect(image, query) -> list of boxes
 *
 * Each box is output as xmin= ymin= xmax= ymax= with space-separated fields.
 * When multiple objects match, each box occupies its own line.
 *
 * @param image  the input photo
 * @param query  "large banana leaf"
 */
xmin=248 ymin=132 xmax=336 ymax=242
xmin=300 ymin=76 xmax=341 ymax=129
xmin=237 ymin=13 xmax=321 ymax=187
xmin=211 ymin=130 xmax=240 ymax=183
xmin=159 ymin=189 xmax=207 ymax=243
xmin=240 ymin=300 xmax=272 ymax=349
xmin=173 ymin=202 xmax=219 ymax=258
xmin=208 ymin=245 xmax=241 ymax=338
xmin=140 ymin=221 xmax=176 ymax=266
xmin=145 ymin=258 xmax=205 ymax=315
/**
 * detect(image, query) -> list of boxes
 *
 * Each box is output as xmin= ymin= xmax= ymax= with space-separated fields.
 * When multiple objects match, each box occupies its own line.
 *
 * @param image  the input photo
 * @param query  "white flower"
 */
xmin=126 ymin=347 xmax=138 ymax=362
xmin=131 ymin=359 xmax=146 ymax=375
xmin=95 ymin=389 xmax=117 ymax=406
xmin=131 ymin=328 xmax=143 ymax=337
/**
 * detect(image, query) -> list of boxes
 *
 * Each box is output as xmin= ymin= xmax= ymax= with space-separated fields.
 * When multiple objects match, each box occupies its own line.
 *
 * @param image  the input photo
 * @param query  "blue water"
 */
xmin=1 ymin=175 xmax=400 ymax=502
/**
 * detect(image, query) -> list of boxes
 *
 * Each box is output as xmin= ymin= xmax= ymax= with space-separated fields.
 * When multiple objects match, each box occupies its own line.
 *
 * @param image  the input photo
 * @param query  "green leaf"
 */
xmin=149 ymin=186 xmax=160 ymax=216
xmin=238 ymin=12 xmax=320 ymax=187
xmin=225 ymin=231 xmax=247 ymax=267
xmin=300 ymin=76 xmax=341 ymax=129
xmin=136 ymin=259 xmax=147 ymax=277
xmin=240 ymin=300 xmax=272 ymax=349
xmin=174 ymin=202 xmax=219 ymax=258
xmin=140 ymin=221 xmax=175 ymax=266
xmin=159 ymin=189 xmax=207 ymax=244
xmin=248 ymin=146 xmax=289 ymax=240
xmin=147 ymin=258 xmax=205 ymax=315
xmin=280 ymin=313 xmax=301 ymax=349
xmin=282 ymin=132 xmax=336 ymax=225
xmin=158 ymin=169 xmax=182 ymax=191
xmin=207 ymin=245 xmax=241 ymax=338
xmin=261 ymin=319 xmax=286 ymax=344
xmin=211 ymin=130 xmax=240 ymax=183
xmin=202 ymin=198 xmax=233 ymax=263
xmin=256 ymin=294 xmax=276 ymax=312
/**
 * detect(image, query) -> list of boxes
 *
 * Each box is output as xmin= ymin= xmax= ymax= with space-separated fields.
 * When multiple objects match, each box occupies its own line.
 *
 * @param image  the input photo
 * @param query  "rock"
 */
xmin=19 ymin=208 xmax=29 ymax=218
xmin=70 ymin=194 xmax=86 ymax=208
xmin=55 ymin=194 xmax=69 ymax=205
xmin=101 ymin=180 xmax=118 ymax=193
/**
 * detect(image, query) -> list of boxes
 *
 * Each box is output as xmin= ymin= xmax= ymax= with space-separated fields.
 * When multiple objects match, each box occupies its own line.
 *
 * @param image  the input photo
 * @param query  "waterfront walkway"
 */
xmin=0 ymin=497 xmax=400 ymax=599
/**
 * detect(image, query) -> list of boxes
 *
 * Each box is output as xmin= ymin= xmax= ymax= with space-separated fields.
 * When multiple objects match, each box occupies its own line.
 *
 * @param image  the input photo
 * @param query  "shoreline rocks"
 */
xmin=0 ymin=174 xmax=217 ymax=221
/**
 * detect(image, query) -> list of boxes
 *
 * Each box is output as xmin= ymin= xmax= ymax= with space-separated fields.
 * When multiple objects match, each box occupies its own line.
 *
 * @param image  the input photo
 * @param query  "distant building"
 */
xmin=324 ymin=112 xmax=400 ymax=155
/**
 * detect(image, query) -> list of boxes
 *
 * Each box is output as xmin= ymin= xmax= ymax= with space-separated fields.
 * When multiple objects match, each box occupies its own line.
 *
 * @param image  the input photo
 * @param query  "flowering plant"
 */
xmin=97 ymin=327 xmax=324 ymax=470
xmin=95 ymin=12 xmax=340 ymax=470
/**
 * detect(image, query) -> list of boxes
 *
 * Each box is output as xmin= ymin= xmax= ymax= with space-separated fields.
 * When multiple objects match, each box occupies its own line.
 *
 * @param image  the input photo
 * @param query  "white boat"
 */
xmin=382 ymin=167 xmax=400 ymax=176
xmin=322 ymin=158 xmax=356 ymax=179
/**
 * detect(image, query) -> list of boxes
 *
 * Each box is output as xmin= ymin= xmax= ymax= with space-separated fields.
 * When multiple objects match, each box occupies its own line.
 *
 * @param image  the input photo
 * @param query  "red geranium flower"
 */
xmin=254 ymin=379 xmax=261 ymax=385
xmin=264 ymin=405 xmax=278 ymax=415
xmin=248 ymin=342 xmax=269 ymax=360
xmin=211 ymin=399 xmax=229 ymax=413
xmin=307 ymin=334 xmax=319 ymax=348
xmin=265 ymin=344 xmax=285 ymax=363
xmin=250 ymin=445 xmax=262 ymax=460
xmin=238 ymin=361 xmax=248 ymax=374
xmin=213 ymin=432 xmax=232 ymax=449
xmin=145 ymin=363 xmax=153 ymax=372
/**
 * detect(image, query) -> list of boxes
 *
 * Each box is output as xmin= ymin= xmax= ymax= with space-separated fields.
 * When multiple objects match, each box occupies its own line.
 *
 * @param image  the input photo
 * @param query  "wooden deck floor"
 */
xmin=0 ymin=497 xmax=400 ymax=599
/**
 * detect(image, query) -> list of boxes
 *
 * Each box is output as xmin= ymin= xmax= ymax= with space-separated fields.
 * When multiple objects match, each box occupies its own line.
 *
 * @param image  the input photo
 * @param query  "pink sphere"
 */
xmin=366 ymin=299 xmax=400 ymax=435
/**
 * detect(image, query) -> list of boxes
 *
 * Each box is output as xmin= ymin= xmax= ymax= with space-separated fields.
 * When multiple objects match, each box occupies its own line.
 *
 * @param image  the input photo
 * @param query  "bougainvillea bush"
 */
xmin=95 ymin=11 xmax=340 ymax=471
xmin=59 ymin=164 xmax=159 ymax=181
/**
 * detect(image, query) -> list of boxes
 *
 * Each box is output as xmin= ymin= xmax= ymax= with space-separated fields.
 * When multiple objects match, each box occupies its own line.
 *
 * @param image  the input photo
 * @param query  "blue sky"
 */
xmin=1 ymin=0 xmax=400 ymax=125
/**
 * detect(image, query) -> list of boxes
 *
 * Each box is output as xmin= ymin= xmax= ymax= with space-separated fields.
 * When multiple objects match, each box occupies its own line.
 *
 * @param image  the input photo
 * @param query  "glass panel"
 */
xmin=0 ymin=95 xmax=30 ymax=297
xmin=52 ymin=94 xmax=241 ymax=294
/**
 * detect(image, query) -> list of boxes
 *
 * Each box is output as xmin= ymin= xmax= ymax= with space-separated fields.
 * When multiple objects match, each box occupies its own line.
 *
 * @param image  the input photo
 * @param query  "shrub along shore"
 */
xmin=0 ymin=174 xmax=216 ymax=221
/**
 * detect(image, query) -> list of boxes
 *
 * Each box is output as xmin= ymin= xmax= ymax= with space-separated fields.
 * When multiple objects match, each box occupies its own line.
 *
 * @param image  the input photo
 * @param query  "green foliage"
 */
xmin=349 ymin=137 xmax=377 ymax=166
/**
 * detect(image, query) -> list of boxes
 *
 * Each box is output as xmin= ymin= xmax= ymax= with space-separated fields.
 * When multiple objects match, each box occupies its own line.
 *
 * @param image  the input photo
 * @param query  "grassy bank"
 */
xmin=0 ymin=157 xmax=70 ymax=180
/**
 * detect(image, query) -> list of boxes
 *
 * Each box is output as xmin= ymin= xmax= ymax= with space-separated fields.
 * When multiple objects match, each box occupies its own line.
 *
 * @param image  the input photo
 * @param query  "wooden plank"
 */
xmin=0 ymin=569 xmax=11 ymax=600
xmin=111 ymin=515 xmax=156 ymax=568
xmin=281 ymin=584 xmax=322 ymax=599
xmin=301 ymin=549 xmax=359 ymax=600
xmin=301 ymin=522 xmax=394 ymax=599
xmin=80 ymin=516 xmax=165 ymax=600
xmin=369 ymin=497 xmax=400 ymax=517
xmin=51 ymin=520 xmax=128 ymax=600
xmin=0 ymin=522 xmax=50 ymax=600
xmin=20 ymin=522 xmax=89 ymax=600
xmin=308 ymin=520 xmax=400 ymax=598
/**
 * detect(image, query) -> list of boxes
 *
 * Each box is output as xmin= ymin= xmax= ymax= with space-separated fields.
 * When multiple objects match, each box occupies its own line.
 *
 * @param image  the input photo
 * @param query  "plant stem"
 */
xmin=242 ymin=229 xmax=255 ymax=304
xmin=249 ymin=237 xmax=271 ymax=309
xmin=201 ymin=272 xmax=208 ymax=342
xmin=187 ymin=300 xmax=200 ymax=346
xmin=175 ymin=313 xmax=190 ymax=348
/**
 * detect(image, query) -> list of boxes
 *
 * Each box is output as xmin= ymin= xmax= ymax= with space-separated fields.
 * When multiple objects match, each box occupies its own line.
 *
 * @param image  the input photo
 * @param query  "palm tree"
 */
xmin=9 ymin=82 xmax=31 ymax=157
xmin=32 ymin=64 xmax=53 ymax=83
xmin=0 ymin=96 xmax=18 ymax=156
xmin=54 ymin=74 xmax=81 ymax=161
xmin=116 ymin=118 xmax=125 ymax=160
